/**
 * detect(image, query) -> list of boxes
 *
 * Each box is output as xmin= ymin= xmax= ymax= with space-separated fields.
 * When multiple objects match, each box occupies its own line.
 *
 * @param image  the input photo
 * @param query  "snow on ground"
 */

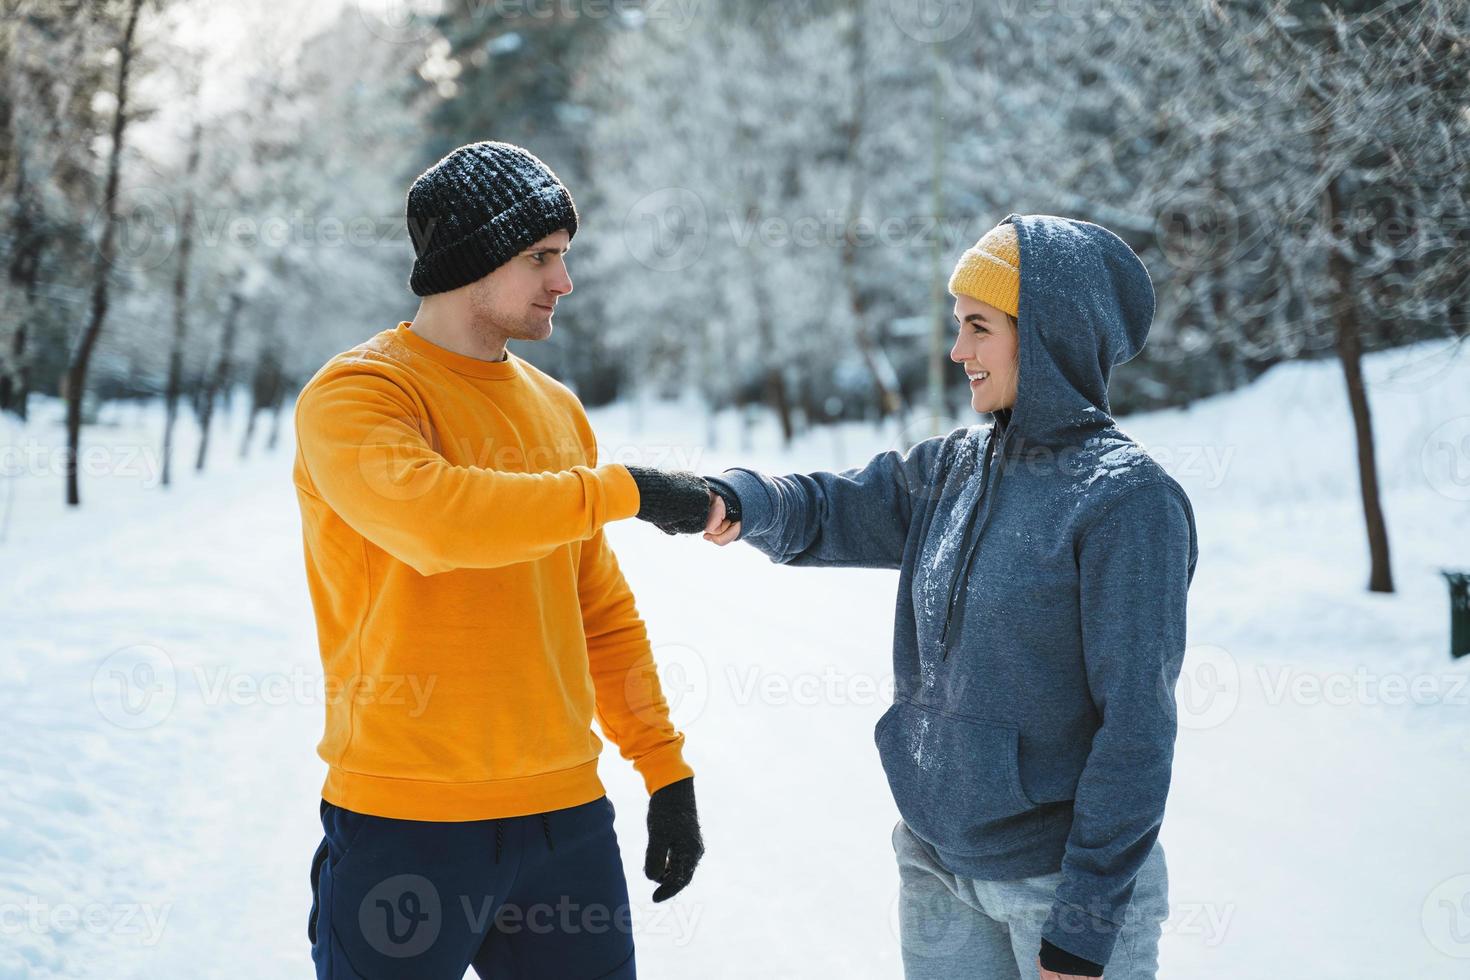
xmin=1 ymin=337 xmax=1468 ymax=978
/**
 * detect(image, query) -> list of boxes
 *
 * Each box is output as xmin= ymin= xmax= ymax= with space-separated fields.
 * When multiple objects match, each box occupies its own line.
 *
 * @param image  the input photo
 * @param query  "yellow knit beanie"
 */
xmin=947 ymin=221 xmax=1020 ymax=318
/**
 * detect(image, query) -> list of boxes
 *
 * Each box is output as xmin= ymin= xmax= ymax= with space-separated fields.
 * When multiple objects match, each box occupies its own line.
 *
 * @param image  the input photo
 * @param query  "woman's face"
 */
xmin=949 ymin=295 xmax=1019 ymax=415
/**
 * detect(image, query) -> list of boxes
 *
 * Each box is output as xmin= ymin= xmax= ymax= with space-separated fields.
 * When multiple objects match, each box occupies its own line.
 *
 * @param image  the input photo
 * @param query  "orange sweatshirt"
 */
xmin=292 ymin=321 xmax=693 ymax=821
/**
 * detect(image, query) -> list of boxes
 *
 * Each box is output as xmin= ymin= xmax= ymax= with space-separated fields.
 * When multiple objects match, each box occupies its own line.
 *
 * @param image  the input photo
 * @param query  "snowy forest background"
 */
xmin=3 ymin=0 xmax=1470 ymax=977
xmin=4 ymin=1 xmax=1466 ymax=534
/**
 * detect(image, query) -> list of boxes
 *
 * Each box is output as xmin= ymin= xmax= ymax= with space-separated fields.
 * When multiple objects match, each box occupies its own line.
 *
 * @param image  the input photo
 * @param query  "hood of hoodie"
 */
xmin=988 ymin=213 xmax=1155 ymax=455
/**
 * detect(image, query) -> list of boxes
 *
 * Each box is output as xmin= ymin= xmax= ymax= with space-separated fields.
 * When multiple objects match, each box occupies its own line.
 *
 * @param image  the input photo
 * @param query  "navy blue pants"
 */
xmin=308 ymin=795 xmax=636 ymax=979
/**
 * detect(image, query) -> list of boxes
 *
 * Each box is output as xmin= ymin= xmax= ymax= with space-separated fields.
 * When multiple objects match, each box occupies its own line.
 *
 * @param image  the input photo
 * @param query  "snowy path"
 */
xmin=2 ymin=339 xmax=1469 ymax=978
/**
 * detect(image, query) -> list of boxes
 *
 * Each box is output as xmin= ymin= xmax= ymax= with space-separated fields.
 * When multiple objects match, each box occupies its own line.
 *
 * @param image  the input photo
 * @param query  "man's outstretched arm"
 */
xmin=294 ymin=368 xmax=640 ymax=576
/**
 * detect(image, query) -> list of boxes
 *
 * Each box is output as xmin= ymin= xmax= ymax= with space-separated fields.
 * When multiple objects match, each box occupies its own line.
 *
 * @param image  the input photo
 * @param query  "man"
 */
xmin=294 ymin=140 xmax=716 ymax=979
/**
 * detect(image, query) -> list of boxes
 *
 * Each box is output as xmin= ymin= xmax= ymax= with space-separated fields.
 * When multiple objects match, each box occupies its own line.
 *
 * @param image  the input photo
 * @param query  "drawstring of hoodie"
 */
xmin=938 ymin=429 xmax=1004 ymax=658
xmin=492 ymin=813 xmax=556 ymax=865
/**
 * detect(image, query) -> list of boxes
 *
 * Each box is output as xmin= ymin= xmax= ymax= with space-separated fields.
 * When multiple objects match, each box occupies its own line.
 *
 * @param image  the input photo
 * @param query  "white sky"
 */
xmin=169 ymin=0 xmax=352 ymax=109
xmin=127 ymin=0 xmax=357 ymax=168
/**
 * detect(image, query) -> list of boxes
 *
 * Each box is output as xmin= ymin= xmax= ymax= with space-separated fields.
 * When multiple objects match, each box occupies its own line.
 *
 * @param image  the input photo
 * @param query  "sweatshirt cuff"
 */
xmin=633 ymin=737 xmax=695 ymax=796
xmin=1038 ymin=937 xmax=1104 ymax=977
xmin=600 ymin=463 xmax=642 ymax=523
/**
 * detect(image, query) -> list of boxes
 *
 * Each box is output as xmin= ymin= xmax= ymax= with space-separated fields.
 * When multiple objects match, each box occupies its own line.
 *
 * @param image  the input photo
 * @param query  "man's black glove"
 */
xmin=625 ymin=466 xmax=711 ymax=535
xmin=644 ymin=776 xmax=703 ymax=901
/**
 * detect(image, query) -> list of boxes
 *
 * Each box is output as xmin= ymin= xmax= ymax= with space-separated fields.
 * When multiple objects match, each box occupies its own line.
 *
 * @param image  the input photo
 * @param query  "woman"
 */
xmin=702 ymin=214 xmax=1199 ymax=980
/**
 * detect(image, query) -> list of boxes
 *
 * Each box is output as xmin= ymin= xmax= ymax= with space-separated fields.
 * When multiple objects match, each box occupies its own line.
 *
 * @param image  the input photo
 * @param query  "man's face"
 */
xmin=465 ymin=229 xmax=573 ymax=346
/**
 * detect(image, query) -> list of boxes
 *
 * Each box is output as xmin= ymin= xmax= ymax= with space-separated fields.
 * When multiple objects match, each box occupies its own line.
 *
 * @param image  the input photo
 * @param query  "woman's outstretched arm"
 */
xmin=701 ymin=433 xmax=949 ymax=570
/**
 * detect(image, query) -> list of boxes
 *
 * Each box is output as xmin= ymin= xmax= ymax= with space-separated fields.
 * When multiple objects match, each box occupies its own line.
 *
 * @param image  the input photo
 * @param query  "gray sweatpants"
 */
xmin=893 ymin=820 xmax=1168 ymax=979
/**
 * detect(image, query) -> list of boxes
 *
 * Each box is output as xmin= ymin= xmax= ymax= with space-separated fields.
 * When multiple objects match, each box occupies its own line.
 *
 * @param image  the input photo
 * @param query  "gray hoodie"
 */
xmin=708 ymin=213 xmax=1199 ymax=969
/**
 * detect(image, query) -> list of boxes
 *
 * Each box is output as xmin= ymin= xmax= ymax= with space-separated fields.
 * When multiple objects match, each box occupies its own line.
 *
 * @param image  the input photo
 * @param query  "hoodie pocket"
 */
xmin=874 ymin=696 xmax=1040 ymax=857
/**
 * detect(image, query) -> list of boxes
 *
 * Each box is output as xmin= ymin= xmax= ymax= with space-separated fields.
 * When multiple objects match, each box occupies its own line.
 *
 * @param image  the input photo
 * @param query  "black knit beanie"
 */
xmin=405 ymin=141 xmax=579 ymax=296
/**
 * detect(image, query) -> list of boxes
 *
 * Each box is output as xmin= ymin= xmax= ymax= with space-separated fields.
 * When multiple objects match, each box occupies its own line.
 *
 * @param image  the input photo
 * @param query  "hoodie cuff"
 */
xmin=707 ymin=469 xmax=774 ymax=540
xmin=1041 ymin=900 xmax=1118 ymax=974
xmin=703 ymin=476 xmax=742 ymax=524
xmin=1038 ymin=937 xmax=1104 ymax=976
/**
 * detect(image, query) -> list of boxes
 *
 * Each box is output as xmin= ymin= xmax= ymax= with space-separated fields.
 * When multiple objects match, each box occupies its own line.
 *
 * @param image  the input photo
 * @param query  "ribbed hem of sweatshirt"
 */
xmin=323 ymin=734 xmax=692 ymax=822
xmin=601 ymin=462 xmax=641 ymax=523
xmin=323 ymin=759 xmax=609 ymax=821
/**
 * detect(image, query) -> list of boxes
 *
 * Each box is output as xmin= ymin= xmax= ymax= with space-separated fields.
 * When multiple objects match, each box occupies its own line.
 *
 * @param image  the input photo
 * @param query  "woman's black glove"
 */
xmin=625 ymin=466 xmax=712 ymax=535
xmin=1039 ymin=938 xmax=1105 ymax=977
xmin=644 ymin=776 xmax=704 ymax=901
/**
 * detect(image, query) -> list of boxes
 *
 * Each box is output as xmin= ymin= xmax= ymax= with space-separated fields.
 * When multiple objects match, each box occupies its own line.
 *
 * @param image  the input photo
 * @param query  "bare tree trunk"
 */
xmin=765 ymin=366 xmax=795 ymax=446
xmin=265 ymin=375 xmax=290 ymax=452
xmin=1326 ymin=176 xmax=1394 ymax=593
xmin=0 ymin=298 xmax=32 ymax=421
xmin=162 ymin=121 xmax=202 ymax=487
xmin=3 ymin=7 xmax=95 ymax=422
xmin=2 ymin=164 xmax=43 ymax=420
xmin=746 ymin=262 xmax=794 ymax=445
xmin=239 ymin=387 xmax=260 ymax=460
xmin=798 ymin=380 xmax=825 ymax=428
xmin=925 ymin=51 xmax=948 ymax=435
xmin=0 ymin=322 xmax=26 ymax=420
xmin=63 ymin=0 xmax=144 ymax=507
xmin=735 ymin=191 xmax=795 ymax=446
xmin=195 ymin=291 xmax=243 ymax=473
xmin=240 ymin=344 xmax=281 ymax=460
xmin=839 ymin=0 xmax=904 ymax=421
